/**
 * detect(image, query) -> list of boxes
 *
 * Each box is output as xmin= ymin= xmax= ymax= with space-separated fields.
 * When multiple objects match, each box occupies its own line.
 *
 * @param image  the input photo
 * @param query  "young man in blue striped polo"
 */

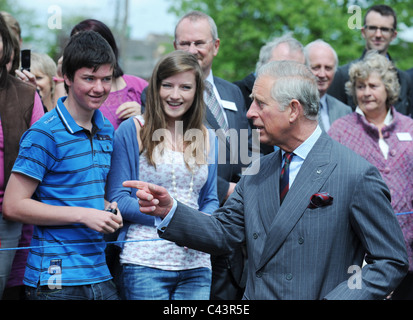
xmin=3 ymin=30 xmax=123 ymax=300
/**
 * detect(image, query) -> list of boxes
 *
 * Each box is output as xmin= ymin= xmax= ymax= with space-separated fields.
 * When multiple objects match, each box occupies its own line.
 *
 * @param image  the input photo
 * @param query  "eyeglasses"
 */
xmin=364 ymin=25 xmax=394 ymax=35
xmin=176 ymin=39 xmax=214 ymax=50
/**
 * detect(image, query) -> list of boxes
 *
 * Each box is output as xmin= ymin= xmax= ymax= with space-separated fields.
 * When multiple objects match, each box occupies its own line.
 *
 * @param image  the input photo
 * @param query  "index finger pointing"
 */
xmin=123 ymin=180 xmax=147 ymax=190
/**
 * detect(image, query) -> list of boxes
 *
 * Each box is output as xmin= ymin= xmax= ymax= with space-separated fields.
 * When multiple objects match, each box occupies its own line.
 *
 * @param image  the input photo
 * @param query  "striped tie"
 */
xmin=204 ymin=80 xmax=228 ymax=133
xmin=280 ymin=152 xmax=294 ymax=204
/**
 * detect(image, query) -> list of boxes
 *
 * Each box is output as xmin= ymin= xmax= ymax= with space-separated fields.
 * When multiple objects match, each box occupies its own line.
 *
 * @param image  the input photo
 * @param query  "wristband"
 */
xmin=53 ymin=76 xmax=64 ymax=83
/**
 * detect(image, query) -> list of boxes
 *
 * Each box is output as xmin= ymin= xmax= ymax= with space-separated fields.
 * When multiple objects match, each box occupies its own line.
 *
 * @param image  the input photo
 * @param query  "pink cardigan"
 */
xmin=328 ymin=107 xmax=413 ymax=271
xmin=99 ymin=74 xmax=148 ymax=130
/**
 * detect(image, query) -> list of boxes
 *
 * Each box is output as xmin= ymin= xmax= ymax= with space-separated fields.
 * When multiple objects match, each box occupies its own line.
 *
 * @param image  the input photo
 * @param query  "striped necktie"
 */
xmin=280 ymin=152 xmax=294 ymax=204
xmin=204 ymin=80 xmax=228 ymax=133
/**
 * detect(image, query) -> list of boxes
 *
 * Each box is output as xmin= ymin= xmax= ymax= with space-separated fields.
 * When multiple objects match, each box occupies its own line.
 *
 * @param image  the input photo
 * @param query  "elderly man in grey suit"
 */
xmin=126 ymin=60 xmax=408 ymax=300
xmin=304 ymin=39 xmax=352 ymax=132
xmin=235 ymin=35 xmax=306 ymax=154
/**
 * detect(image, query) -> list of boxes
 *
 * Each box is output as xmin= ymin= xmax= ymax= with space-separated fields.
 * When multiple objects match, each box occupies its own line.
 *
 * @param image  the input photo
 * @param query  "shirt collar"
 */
xmin=56 ymin=97 xmax=105 ymax=134
xmin=205 ymin=70 xmax=215 ymax=87
xmin=355 ymin=106 xmax=393 ymax=126
xmin=282 ymin=125 xmax=323 ymax=161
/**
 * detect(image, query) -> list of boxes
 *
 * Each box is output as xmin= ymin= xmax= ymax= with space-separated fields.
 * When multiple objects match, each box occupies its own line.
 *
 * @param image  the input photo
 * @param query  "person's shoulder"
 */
xmin=326 ymin=94 xmax=351 ymax=108
xmin=115 ymin=115 xmax=140 ymax=138
xmin=19 ymin=110 xmax=61 ymax=151
xmin=214 ymin=76 xmax=245 ymax=105
xmin=214 ymin=76 xmax=244 ymax=96
xmin=233 ymin=72 xmax=255 ymax=86
xmin=330 ymin=111 xmax=356 ymax=127
xmin=394 ymin=109 xmax=413 ymax=127
xmin=326 ymin=132 xmax=371 ymax=167
xmin=30 ymin=108 xmax=61 ymax=132
xmin=7 ymin=74 xmax=36 ymax=93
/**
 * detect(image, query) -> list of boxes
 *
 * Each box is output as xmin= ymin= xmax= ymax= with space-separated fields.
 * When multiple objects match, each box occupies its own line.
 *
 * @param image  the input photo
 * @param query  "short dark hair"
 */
xmin=62 ymin=30 xmax=116 ymax=92
xmin=364 ymin=5 xmax=397 ymax=30
xmin=70 ymin=19 xmax=124 ymax=78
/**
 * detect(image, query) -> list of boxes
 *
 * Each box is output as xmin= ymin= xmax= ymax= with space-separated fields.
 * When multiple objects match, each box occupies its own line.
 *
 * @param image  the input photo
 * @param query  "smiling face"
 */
xmin=355 ymin=72 xmax=388 ymax=117
xmin=307 ymin=44 xmax=336 ymax=97
xmin=64 ymin=64 xmax=113 ymax=114
xmin=33 ymin=69 xmax=52 ymax=102
xmin=174 ymin=17 xmax=219 ymax=78
xmin=159 ymin=70 xmax=197 ymax=124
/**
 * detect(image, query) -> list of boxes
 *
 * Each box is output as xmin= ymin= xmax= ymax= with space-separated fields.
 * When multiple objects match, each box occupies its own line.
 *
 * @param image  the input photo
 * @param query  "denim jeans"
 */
xmin=0 ymin=215 xmax=22 ymax=298
xmin=25 ymin=280 xmax=119 ymax=300
xmin=120 ymin=265 xmax=211 ymax=300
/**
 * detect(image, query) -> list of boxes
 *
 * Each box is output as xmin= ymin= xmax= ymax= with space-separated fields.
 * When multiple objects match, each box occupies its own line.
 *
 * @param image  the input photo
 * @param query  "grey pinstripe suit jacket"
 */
xmin=318 ymin=94 xmax=352 ymax=132
xmin=160 ymin=132 xmax=408 ymax=300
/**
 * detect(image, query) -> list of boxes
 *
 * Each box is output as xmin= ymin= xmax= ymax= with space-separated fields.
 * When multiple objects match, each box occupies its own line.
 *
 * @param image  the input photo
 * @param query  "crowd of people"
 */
xmin=0 ymin=3 xmax=411 ymax=301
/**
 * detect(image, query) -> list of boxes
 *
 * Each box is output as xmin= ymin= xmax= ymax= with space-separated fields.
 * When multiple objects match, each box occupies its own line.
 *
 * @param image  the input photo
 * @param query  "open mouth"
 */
xmin=168 ymin=101 xmax=183 ymax=108
xmin=254 ymin=125 xmax=265 ymax=132
xmin=89 ymin=95 xmax=105 ymax=102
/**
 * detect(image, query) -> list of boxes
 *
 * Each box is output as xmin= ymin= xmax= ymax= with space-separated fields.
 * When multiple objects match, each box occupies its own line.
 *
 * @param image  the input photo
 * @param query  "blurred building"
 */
xmin=122 ymin=33 xmax=174 ymax=80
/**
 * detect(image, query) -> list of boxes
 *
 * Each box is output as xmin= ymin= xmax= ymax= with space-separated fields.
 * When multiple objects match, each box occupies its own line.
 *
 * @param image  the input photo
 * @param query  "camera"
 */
xmin=105 ymin=208 xmax=118 ymax=215
xmin=20 ymin=49 xmax=31 ymax=72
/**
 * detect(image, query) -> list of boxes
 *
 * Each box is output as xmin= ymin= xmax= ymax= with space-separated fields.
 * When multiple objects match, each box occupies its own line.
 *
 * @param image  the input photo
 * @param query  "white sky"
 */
xmin=17 ymin=0 xmax=177 ymax=40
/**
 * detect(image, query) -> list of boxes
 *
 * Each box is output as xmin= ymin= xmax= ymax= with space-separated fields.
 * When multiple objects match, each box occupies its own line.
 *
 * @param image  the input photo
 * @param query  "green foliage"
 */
xmin=169 ymin=0 xmax=413 ymax=82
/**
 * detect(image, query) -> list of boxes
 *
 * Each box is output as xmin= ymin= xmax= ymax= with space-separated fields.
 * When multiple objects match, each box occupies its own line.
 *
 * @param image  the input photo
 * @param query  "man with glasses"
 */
xmin=328 ymin=4 xmax=412 ymax=117
xmin=174 ymin=11 xmax=252 ymax=300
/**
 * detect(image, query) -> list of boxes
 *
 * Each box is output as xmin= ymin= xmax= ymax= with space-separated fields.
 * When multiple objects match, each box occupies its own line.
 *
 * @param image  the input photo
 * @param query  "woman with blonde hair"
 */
xmin=328 ymin=51 xmax=413 ymax=300
xmin=106 ymin=50 xmax=219 ymax=300
xmin=29 ymin=52 xmax=57 ymax=112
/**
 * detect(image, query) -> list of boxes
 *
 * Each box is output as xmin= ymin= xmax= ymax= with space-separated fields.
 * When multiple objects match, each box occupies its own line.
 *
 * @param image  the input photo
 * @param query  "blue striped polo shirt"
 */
xmin=12 ymin=97 xmax=114 ymax=287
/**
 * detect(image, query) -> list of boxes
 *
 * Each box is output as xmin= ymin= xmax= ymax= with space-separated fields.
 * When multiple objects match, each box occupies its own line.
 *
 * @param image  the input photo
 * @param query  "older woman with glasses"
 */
xmin=328 ymin=51 xmax=413 ymax=300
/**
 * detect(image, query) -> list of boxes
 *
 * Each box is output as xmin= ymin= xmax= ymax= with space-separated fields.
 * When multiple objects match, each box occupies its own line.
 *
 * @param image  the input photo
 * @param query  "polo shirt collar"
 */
xmin=56 ymin=97 xmax=105 ymax=134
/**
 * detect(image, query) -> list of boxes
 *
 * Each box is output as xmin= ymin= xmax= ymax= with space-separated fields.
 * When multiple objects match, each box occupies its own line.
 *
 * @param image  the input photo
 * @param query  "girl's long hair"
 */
xmin=0 ymin=15 xmax=13 ymax=88
xmin=141 ymin=50 xmax=207 ymax=169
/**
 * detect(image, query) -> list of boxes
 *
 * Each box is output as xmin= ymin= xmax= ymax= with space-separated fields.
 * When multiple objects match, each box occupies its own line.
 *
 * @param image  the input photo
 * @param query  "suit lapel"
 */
xmin=325 ymin=95 xmax=335 ymax=123
xmin=257 ymin=133 xmax=337 ymax=270
xmin=205 ymin=106 xmax=220 ymax=131
xmin=256 ymin=150 xmax=282 ymax=234
xmin=206 ymin=79 xmax=233 ymax=152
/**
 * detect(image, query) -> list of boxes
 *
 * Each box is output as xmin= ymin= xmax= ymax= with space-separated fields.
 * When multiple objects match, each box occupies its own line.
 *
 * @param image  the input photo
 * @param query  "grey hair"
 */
xmin=304 ymin=39 xmax=339 ymax=72
xmin=257 ymin=60 xmax=319 ymax=120
xmin=175 ymin=11 xmax=218 ymax=41
xmin=345 ymin=51 xmax=400 ymax=107
xmin=255 ymin=35 xmax=305 ymax=74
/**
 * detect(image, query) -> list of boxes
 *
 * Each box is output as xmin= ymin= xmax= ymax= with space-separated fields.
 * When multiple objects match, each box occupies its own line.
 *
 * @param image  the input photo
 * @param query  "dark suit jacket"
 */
xmin=160 ymin=132 xmax=409 ymax=300
xmin=234 ymin=72 xmax=274 ymax=155
xmin=205 ymin=76 xmax=254 ymax=300
xmin=405 ymin=67 xmax=413 ymax=118
xmin=233 ymin=72 xmax=255 ymax=110
xmin=207 ymin=76 xmax=253 ymax=205
xmin=318 ymin=94 xmax=352 ymax=131
xmin=328 ymin=51 xmax=413 ymax=117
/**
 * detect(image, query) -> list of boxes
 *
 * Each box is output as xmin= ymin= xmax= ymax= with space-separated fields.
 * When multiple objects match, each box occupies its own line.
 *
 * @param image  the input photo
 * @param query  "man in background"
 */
xmin=328 ymin=4 xmax=412 ymax=117
xmin=304 ymin=39 xmax=352 ymax=132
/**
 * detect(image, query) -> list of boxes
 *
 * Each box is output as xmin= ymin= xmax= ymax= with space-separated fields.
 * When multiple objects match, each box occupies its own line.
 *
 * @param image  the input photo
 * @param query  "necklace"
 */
xmin=169 ymin=149 xmax=195 ymax=205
